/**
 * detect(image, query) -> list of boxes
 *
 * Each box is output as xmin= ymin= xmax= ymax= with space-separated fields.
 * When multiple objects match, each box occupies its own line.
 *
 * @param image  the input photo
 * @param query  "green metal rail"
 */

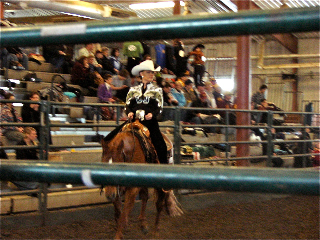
xmin=1 ymin=7 xmax=319 ymax=47
xmin=0 ymin=160 xmax=319 ymax=195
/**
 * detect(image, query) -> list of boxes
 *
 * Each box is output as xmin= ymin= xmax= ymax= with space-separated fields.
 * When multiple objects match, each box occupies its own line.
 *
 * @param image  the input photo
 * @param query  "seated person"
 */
xmin=42 ymin=44 xmax=68 ymax=73
xmin=100 ymin=47 xmax=117 ymax=74
xmin=216 ymin=92 xmax=236 ymax=125
xmin=183 ymin=79 xmax=198 ymax=106
xmin=6 ymin=47 xmax=28 ymax=70
xmin=10 ymin=127 xmax=39 ymax=192
xmin=171 ymin=81 xmax=186 ymax=107
xmin=71 ymin=56 xmax=90 ymax=87
xmin=257 ymin=99 xmax=284 ymax=126
xmin=112 ymin=69 xmax=131 ymax=102
xmin=162 ymin=82 xmax=178 ymax=121
xmin=312 ymin=141 xmax=320 ymax=167
xmin=97 ymin=74 xmax=117 ymax=120
xmin=204 ymin=81 xmax=217 ymax=108
xmin=97 ymin=74 xmax=116 ymax=103
xmin=186 ymin=91 xmax=219 ymax=133
xmin=252 ymin=84 xmax=268 ymax=109
xmin=0 ymin=93 xmax=24 ymax=142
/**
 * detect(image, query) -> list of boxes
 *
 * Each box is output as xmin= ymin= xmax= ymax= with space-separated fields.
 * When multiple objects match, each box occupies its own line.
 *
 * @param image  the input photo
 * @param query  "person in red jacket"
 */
xmin=312 ymin=142 xmax=320 ymax=167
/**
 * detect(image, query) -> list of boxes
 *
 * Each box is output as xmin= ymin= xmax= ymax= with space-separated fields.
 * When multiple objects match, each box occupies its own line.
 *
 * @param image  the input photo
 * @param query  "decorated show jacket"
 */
xmin=125 ymin=83 xmax=163 ymax=119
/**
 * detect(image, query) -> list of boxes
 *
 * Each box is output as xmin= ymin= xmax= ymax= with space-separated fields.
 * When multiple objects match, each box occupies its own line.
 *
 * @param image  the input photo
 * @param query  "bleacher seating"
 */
xmin=28 ymin=61 xmax=53 ymax=72
xmin=6 ymin=68 xmax=71 ymax=83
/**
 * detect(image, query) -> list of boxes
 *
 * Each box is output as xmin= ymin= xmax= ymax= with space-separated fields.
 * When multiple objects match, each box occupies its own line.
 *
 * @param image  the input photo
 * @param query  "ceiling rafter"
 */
xmin=251 ymin=0 xmax=298 ymax=53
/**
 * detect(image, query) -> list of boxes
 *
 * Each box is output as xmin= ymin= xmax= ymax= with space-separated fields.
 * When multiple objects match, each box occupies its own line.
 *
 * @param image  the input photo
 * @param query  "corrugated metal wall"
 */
xmin=195 ymin=38 xmax=319 ymax=112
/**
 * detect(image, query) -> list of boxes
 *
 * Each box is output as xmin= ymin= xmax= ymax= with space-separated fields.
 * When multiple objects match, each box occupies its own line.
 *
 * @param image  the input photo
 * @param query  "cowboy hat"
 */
xmin=193 ymin=44 xmax=205 ymax=51
xmin=131 ymin=60 xmax=161 ymax=76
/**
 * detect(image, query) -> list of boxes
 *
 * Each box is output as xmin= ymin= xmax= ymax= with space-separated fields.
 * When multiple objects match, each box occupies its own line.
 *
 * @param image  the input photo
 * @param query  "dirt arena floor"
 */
xmin=1 ymin=193 xmax=319 ymax=239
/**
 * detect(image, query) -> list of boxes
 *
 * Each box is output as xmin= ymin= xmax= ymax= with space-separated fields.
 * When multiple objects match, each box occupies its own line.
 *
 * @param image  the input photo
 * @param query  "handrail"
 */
xmin=1 ymin=7 xmax=319 ymax=47
xmin=0 ymin=160 xmax=319 ymax=195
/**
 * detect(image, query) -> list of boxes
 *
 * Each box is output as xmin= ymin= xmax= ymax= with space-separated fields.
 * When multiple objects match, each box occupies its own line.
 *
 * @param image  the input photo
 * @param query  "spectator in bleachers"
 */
xmin=216 ymin=92 xmax=236 ymax=125
xmin=186 ymin=91 xmax=219 ymax=133
xmin=42 ymin=44 xmax=69 ymax=73
xmin=257 ymin=98 xmax=284 ymax=125
xmin=87 ymin=55 xmax=103 ymax=75
xmin=6 ymin=47 xmax=28 ymax=70
xmin=188 ymin=44 xmax=206 ymax=87
xmin=171 ymin=81 xmax=187 ymax=121
xmin=109 ymin=48 xmax=124 ymax=74
xmin=100 ymin=47 xmax=117 ymax=74
xmin=112 ymin=69 xmax=130 ymax=103
xmin=21 ymin=91 xmax=52 ymax=145
xmin=0 ymin=93 xmax=24 ymax=142
xmin=97 ymin=74 xmax=116 ymax=104
xmin=0 ymin=134 xmax=8 ymax=159
xmin=183 ymin=79 xmax=198 ymax=106
xmin=97 ymin=74 xmax=117 ymax=120
xmin=252 ymin=84 xmax=268 ymax=109
xmin=204 ymin=81 xmax=217 ymax=108
xmin=162 ymin=82 xmax=178 ymax=121
xmin=71 ymin=56 xmax=91 ymax=93
xmin=171 ymin=81 xmax=186 ymax=107
xmin=78 ymin=43 xmax=102 ymax=69
xmin=312 ymin=141 xmax=320 ymax=167
xmin=11 ymin=127 xmax=39 ymax=192
xmin=173 ymin=39 xmax=188 ymax=78
xmin=176 ymin=70 xmax=190 ymax=87
xmin=21 ymin=92 xmax=40 ymax=134
xmin=213 ymin=85 xmax=223 ymax=104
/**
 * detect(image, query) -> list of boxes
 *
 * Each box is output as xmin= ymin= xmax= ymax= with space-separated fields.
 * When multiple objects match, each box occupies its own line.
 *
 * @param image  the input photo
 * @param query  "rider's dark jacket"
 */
xmin=105 ymin=82 xmax=168 ymax=164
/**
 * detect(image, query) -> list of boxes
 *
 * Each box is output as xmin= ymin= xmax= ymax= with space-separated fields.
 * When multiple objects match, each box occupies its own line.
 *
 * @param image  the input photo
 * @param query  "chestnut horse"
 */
xmin=101 ymin=121 xmax=182 ymax=239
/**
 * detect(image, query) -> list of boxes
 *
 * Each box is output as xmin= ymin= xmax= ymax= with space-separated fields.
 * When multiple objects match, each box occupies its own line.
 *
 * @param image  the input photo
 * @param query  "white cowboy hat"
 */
xmin=131 ymin=60 xmax=161 ymax=76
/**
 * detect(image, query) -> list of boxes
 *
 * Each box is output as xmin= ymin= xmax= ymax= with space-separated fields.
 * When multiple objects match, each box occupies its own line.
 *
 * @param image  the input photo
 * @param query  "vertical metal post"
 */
xmin=39 ymin=183 xmax=49 ymax=226
xmin=225 ymin=110 xmax=230 ymax=165
xmin=235 ymin=0 xmax=251 ymax=166
xmin=44 ymin=101 xmax=50 ymax=159
xmin=173 ymin=0 xmax=181 ymax=15
xmin=302 ymin=116 xmax=308 ymax=168
xmin=116 ymin=105 xmax=120 ymax=125
xmin=266 ymin=111 xmax=274 ymax=167
xmin=38 ymin=101 xmax=45 ymax=160
xmin=173 ymin=107 xmax=181 ymax=164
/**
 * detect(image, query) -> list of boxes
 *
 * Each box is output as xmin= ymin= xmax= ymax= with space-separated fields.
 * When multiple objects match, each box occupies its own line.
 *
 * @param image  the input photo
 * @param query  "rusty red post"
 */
xmin=235 ymin=0 xmax=251 ymax=166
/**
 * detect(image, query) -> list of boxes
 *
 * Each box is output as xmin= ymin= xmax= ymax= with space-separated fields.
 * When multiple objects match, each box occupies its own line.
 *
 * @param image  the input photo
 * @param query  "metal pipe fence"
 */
xmin=1 ymin=99 xmax=319 ymax=163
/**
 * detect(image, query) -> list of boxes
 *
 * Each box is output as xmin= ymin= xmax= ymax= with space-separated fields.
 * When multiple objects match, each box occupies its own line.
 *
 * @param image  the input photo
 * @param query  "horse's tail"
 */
xmin=154 ymin=189 xmax=184 ymax=217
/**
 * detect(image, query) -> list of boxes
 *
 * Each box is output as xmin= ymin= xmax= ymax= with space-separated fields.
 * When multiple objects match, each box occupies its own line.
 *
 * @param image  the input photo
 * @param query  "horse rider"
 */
xmin=103 ymin=60 xmax=183 ymax=216
xmin=103 ymin=60 xmax=168 ymax=164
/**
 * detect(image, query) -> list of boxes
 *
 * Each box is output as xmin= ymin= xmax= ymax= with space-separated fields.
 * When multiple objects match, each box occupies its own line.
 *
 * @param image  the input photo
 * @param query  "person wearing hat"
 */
xmin=183 ymin=79 xmax=198 ymax=106
xmin=103 ymin=60 xmax=167 ymax=164
xmin=188 ymin=44 xmax=206 ymax=87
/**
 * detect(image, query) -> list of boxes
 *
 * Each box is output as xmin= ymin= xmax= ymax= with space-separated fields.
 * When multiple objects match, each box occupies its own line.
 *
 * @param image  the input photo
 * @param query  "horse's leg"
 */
xmin=114 ymin=187 xmax=140 ymax=240
xmin=138 ymin=187 xmax=149 ymax=235
xmin=113 ymin=194 xmax=122 ymax=224
xmin=153 ymin=188 xmax=166 ymax=238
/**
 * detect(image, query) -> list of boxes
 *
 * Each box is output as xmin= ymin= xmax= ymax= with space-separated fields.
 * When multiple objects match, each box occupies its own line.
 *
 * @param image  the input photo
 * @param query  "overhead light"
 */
xmin=129 ymin=1 xmax=185 ymax=10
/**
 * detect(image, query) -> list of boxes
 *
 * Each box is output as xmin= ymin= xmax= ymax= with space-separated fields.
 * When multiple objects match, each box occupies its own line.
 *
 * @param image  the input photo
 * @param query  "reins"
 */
xmin=128 ymin=118 xmax=136 ymax=163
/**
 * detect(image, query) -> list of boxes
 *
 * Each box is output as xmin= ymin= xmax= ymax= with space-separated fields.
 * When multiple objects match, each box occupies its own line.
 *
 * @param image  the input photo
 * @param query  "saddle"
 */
xmin=121 ymin=120 xmax=173 ymax=164
xmin=121 ymin=120 xmax=157 ymax=163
